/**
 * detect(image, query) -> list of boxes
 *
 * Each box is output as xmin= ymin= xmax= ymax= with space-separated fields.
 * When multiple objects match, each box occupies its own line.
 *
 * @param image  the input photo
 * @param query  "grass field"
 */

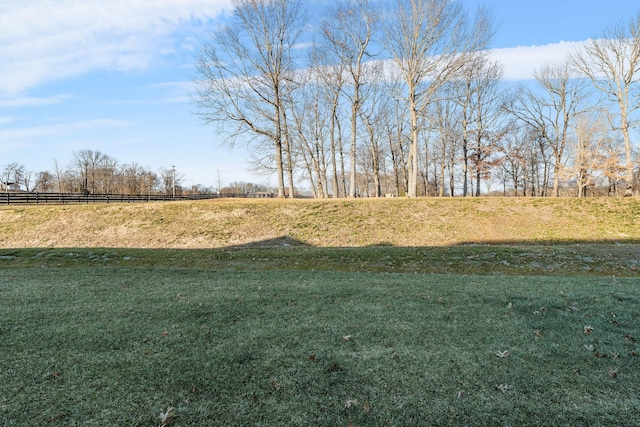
xmin=1 ymin=198 xmax=639 ymax=425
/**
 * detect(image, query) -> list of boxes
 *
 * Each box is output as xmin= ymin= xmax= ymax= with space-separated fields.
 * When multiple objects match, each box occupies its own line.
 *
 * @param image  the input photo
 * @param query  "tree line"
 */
xmin=194 ymin=0 xmax=640 ymax=198
xmin=0 ymin=150 xmax=272 ymax=197
xmin=1 ymin=150 xmax=179 ymax=195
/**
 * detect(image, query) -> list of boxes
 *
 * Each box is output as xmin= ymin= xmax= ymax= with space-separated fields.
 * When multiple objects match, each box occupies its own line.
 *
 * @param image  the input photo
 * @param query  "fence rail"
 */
xmin=1 ymin=192 xmax=272 ymax=205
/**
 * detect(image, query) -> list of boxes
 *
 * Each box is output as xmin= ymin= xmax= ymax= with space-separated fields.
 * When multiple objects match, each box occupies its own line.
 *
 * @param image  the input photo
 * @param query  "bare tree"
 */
xmin=599 ymin=136 xmax=627 ymax=196
xmin=428 ymin=90 xmax=461 ymax=196
xmin=320 ymin=0 xmax=376 ymax=198
xmin=383 ymin=0 xmax=494 ymax=197
xmin=194 ymin=0 xmax=306 ymax=198
xmin=289 ymin=69 xmax=331 ymax=198
xmin=571 ymin=11 xmax=640 ymax=194
xmin=159 ymin=167 xmax=184 ymax=196
xmin=454 ymin=57 xmax=505 ymax=196
xmin=72 ymin=149 xmax=112 ymax=194
xmin=34 ymin=171 xmax=55 ymax=192
xmin=508 ymin=61 xmax=587 ymax=196
xmin=309 ymin=47 xmax=348 ymax=197
xmin=2 ymin=162 xmax=24 ymax=191
xmin=567 ymin=109 xmax=613 ymax=197
xmin=357 ymin=62 xmax=392 ymax=198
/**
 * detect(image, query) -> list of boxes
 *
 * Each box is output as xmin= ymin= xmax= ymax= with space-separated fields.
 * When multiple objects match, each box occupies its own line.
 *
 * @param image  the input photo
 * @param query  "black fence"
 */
xmin=1 ymin=192 xmax=274 ymax=205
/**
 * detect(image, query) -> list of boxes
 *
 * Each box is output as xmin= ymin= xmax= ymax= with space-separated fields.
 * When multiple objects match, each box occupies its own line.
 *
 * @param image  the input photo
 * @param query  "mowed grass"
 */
xmin=2 ymin=267 xmax=640 ymax=426
xmin=1 ymin=198 xmax=640 ymax=425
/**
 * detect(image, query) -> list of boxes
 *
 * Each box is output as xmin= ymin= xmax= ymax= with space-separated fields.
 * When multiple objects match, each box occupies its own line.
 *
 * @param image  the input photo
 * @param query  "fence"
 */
xmin=1 ymin=192 xmax=273 ymax=205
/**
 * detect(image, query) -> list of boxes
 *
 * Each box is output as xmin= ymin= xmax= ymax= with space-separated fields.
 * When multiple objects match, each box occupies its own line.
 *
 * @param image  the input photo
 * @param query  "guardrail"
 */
xmin=1 ymin=192 xmax=273 ymax=205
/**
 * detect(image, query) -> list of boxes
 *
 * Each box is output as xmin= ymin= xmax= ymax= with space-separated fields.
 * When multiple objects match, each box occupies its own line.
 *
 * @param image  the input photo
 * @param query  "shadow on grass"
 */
xmin=1 ymin=235 xmax=639 ymax=276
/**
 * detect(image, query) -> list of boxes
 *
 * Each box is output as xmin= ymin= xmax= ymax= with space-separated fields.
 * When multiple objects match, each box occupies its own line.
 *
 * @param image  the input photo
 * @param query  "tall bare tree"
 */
xmin=383 ymin=0 xmax=493 ymax=197
xmin=309 ymin=47 xmax=347 ymax=197
xmin=72 ymin=149 xmax=111 ymax=194
xmin=429 ymin=91 xmax=461 ymax=196
xmin=568 ymin=109 xmax=613 ymax=197
xmin=320 ymin=0 xmax=376 ymax=198
xmin=572 ymin=11 xmax=640 ymax=194
xmin=194 ymin=0 xmax=306 ymax=198
xmin=453 ymin=57 xmax=505 ymax=196
xmin=509 ymin=61 xmax=587 ymax=196
xmin=289 ymin=68 xmax=330 ymax=198
xmin=358 ymin=64 xmax=390 ymax=197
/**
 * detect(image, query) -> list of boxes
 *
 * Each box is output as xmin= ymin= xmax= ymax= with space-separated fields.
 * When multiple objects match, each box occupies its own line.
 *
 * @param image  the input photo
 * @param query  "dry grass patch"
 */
xmin=0 ymin=197 xmax=638 ymax=249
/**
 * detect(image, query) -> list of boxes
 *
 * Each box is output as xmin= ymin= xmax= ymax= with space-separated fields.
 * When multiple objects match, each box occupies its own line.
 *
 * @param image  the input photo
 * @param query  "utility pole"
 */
xmin=171 ymin=165 xmax=176 ymax=198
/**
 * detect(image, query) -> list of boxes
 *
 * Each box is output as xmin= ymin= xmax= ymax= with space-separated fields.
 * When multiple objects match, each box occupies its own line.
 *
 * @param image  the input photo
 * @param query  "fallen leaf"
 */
xmin=496 ymin=384 xmax=510 ymax=393
xmin=363 ymin=401 xmax=371 ymax=413
xmin=345 ymin=399 xmax=359 ymax=408
xmin=161 ymin=331 xmax=170 ymax=337
xmin=159 ymin=406 xmax=175 ymax=427
xmin=391 ymin=351 xmax=399 ymax=359
xmin=534 ymin=329 xmax=543 ymax=338
xmin=624 ymin=334 xmax=635 ymax=343
xmin=270 ymin=378 xmax=282 ymax=390
xmin=327 ymin=363 xmax=341 ymax=372
xmin=308 ymin=354 xmax=316 ymax=361
xmin=343 ymin=335 xmax=352 ymax=341
xmin=46 ymin=414 xmax=69 ymax=423
xmin=609 ymin=370 xmax=618 ymax=379
xmin=496 ymin=350 xmax=510 ymax=359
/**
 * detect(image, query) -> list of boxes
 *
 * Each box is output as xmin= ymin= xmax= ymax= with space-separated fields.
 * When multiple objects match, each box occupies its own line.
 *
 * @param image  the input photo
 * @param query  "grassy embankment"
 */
xmin=1 ymin=198 xmax=639 ymax=425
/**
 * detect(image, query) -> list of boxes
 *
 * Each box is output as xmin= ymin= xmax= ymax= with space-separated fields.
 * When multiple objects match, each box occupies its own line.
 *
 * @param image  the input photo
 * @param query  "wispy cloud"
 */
xmin=0 ymin=94 xmax=75 ymax=108
xmin=489 ymin=40 xmax=586 ymax=81
xmin=106 ymin=81 xmax=195 ymax=105
xmin=0 ymin=116 xmax=18 ymax=125
xmin=0 ymin=119 xmax=132 ymax=141
xmin=0 ymin=0 xmax=234 ymax=96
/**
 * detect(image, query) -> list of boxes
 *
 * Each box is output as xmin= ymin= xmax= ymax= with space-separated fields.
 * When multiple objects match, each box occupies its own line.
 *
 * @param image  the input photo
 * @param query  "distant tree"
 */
xmin=290 ymin=73 xmax=331 ymax=198
xmin=308 ymin=46 xmax=347 ymax=197
xmin=158 ymin=167 xmax=184 ymax=196
xmin=358 ymin=63 xmax=391 ymax=197
xmin=383 ymin=0 xmax=494 ymax=197
xmin=454 ymin=56 xmax=505 ymax=196
xmin=71 ymin=149 xmax=113 ymax=194
xmin=320 ymin=0 xmax=376 ymax=197
xmin=571 ymin=11 xmax=640 ymax=194
xmin=509 ymin=61 xmax=588 ymax=196
xmin=429 ymin=92 xmax=462 ymax=196
xmin=195 ymin=0 xmax=307 ymax=198
xmin=34 ymin=171 xmax=55 ymax=192
xmin=564 ymin=109 xmax=615 ymax=197
xmin=1 ymin=162 xmax=24 ymax=191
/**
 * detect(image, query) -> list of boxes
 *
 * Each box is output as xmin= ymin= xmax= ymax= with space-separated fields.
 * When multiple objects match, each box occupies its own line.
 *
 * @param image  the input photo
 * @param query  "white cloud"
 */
xmin=106 ymin=81 xmax=195 ymax=105
xmin=0 ymin=0 xmax=234 ymax=96
xmin=0 ymin=116 xmax=17 ymax=125
xmin=489 ymin=40 xmax=586 ymax=81
xmin=0 ymin=119 xmax=132 ymax=141
xmin=0 ymin=94 xmax=75 ymax=108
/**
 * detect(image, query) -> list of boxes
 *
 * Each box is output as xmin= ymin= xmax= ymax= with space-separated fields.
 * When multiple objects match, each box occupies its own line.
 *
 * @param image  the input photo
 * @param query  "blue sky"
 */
xmin=0 ymin=0 xmax=638 ymax=189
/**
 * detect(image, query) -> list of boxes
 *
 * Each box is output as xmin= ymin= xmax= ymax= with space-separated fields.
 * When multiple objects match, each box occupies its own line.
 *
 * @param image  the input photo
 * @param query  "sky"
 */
xmin=1 ymin=0 xmax=638 ymax=190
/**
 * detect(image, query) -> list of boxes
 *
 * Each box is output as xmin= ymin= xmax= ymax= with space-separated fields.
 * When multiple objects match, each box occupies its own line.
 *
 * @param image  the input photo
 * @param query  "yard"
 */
xmin=2 ymin=253 xmax=639 ymax=426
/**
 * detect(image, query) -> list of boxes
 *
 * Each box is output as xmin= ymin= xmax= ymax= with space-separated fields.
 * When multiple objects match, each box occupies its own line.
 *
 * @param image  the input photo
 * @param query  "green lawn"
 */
xmin=2 ymin=264 xmax=639 ymax=426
